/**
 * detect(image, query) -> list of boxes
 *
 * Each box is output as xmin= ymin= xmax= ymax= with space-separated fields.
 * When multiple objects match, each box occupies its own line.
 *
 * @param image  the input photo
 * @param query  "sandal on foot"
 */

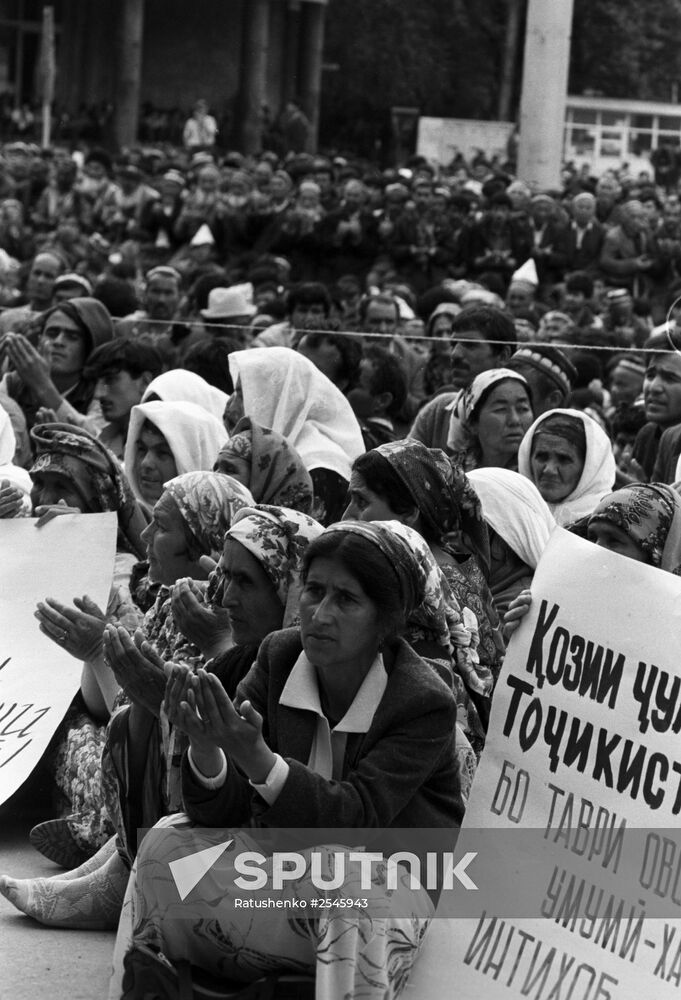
xmin=29 ymin=819 xmax=92 ymax=869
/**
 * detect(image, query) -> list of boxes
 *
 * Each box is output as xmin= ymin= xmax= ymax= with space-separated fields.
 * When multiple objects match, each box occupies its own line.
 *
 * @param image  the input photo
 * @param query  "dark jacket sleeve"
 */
xmin=182 ymin=631 xmax=461 ymax=830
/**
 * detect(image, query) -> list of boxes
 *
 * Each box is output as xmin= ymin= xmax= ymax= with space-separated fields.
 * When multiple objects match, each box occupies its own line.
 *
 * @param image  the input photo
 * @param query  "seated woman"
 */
xmin=447 ymin=368 xmax=534 ymax=471
xmin=224 ymin=346 xmax=365 ymax=524
xmin=468 ymin=467 xmax=556 ymax=617
xmin=141 ymin=368 xmax=228 ymax=422
xmin=123 ymin=399 xmax=228 ymax=510
xmin=112 ymin=519 xmax=462 ymax=1000
xmin=505 ymin=482 xmax=681 ymax=638
xmin=24 ymin=423 xmax=148 ymax=867
xmin=0 ymin=471 xmax=255 ymax=927
xmin=344 ymin=439 xmax=505 ymax=750
xmin=517 ymin=408 xmax=616 ymax=526
xmin=214 ymin=415 xmax=314 ymax=513
xmin=103 ymin=502 xmax=324 ymax=867
xmin=1 ymin=296 xmax=115 ymax=436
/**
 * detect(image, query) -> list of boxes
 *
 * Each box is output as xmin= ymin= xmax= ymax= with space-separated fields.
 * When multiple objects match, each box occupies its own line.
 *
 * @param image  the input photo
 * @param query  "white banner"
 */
xmin=0 ymin=512 xmax=117 ymax=803
xmin=449 ymin=527 xmax=681 ymax=998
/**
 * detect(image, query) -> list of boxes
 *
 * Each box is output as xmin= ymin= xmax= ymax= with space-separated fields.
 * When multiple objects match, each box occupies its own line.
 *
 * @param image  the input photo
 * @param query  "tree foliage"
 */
xmin=321 ymin=0 xmax=681 ymax=155
xmin=570 ymin=0 xmax=681 ymax=101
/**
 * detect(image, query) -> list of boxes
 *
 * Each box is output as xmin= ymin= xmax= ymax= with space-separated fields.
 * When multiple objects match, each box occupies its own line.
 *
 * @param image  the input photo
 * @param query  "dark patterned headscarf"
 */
xmin=374 ymin=439 xmax=491 ymax=575
xmin=588 ymin=483 xmax=681 ymax=575
xmin=163 ymin=472 xmax=254 ymax=561
xmin=217 ymin=417 xmax=313 ymax=514
xmin=30 ymin=422 xmax=147 ymax=558
xmin=221 ymin=504 xmax=324 ymax=625
xmin=324 ymin=520 xmax=427 ymax=622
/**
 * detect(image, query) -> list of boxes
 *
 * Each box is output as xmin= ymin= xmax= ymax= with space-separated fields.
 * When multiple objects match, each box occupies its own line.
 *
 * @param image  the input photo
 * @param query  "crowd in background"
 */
xmin=0 ymin=127 xmax=680 ymax=998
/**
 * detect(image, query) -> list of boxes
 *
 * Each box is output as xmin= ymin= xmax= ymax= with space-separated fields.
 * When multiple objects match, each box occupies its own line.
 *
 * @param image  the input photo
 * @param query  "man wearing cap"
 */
xmin=408 ymin=305 xmax=516 ymax=451
xmin=53 ymin=273 xmax=93 ymax=303
xmin=117 ymin=266 xmax=186 ymax=364
xmin=199 ymin=286 xmax=257 ymax=346
xmin=601 ymin=288 xmax=649 ymax=348
xmin=607 ymin=355 xmax=645 ymax=416
xmin=508 ymin=344 xmax=577 ymax=416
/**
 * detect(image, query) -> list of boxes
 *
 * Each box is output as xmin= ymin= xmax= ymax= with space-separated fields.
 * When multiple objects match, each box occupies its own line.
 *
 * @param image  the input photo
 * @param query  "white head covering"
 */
xmin=124 ymin=400 xmax=228 ymax=503
xmin=510 ymin=258 xmax=539 ymax=288
xmin=227 ymin=347 xmax=365 ymax=480
xmin=142 ymin=369 xmax=228 ymax=422
xmin=517 ymin=408 xmax=616 ymax=526
xmin=468 ymin=467 xmax=556 ymax=569
xmin=0 ymin=402 xmax=31 ymax=505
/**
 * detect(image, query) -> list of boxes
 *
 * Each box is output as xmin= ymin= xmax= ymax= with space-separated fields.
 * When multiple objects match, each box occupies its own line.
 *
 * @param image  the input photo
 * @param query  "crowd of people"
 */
xmin=0 ymin=131 xmax=680 ymax=998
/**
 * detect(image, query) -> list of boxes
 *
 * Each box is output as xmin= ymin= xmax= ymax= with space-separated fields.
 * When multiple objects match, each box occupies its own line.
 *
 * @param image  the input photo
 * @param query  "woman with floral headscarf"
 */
xmin=0 ymin=471 xmax=255 ymax=928
xmin=506 ymin=484 xmax=681 ymax=644
xmin=447 ymin=367 xmax=534 ymax=471
xmin=214 ymin=416 xmax=314 ymax=514
xmin=109 ymin=519 xmax=462 ymax=1000
xmin=344 ymin=439 xmax=505 ymax=752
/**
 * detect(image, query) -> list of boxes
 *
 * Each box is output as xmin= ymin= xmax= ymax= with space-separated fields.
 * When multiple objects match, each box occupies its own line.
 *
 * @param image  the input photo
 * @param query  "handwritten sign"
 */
xmin=447 ymin=527 xmax=681 ymax=999
xmin=0 ymin=512 xmax=117 ymax=803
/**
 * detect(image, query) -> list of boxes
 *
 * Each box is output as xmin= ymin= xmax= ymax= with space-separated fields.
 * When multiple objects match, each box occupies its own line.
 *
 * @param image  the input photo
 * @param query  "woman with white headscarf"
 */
xmin=141 ymin=369 xmax=228 ymax=422
xmin=468 ymin=467 xmax=556 ymax=616
xmin=518 ymin=408 xmax=616 ymax=526
xmin=225 ymin=347 xmax=365 ymax=523
xmin=123 ymin=400 xmax=228 ymax=511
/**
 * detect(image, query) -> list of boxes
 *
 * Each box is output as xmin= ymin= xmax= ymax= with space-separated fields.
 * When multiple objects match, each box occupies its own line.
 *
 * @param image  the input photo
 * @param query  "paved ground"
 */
xmin=0 ymin=776 xmax=450 ymax=1000
xmin=0 ymin=778 xmax=115 ymax=1000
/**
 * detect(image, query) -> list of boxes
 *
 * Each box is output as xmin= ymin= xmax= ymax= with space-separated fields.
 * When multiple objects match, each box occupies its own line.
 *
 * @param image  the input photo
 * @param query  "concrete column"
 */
xmin=283 ymin=0 xmax=302 ymax=104
xmin=236 ymin=0 xmax=270 ymax=155
xmin=517 ymin=0 xmax=574 ymax=189
xmin=297 ymin=1 xmax=325 ymax=153
xmin=112 ymin=0 xmax=145 ymax=149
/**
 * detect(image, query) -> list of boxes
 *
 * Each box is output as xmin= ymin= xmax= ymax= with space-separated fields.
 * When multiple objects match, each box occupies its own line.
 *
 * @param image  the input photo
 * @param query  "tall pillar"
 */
xmin=517 ymin=0 xmax=574 ymax=189
xmin=236 ymin=0 xmax=270 ymax=155
xmin=112 ymin=0 xmax=145 ymax=149
xmin=298 ymin=1 xmax=325 ymax=153
xmin=283 ymin=0 xmax=302 ymax=104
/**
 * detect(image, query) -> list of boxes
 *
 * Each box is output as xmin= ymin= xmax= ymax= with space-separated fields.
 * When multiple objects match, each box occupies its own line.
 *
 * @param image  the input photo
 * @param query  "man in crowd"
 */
xmin=85 ymin=339 xmax=163 ymax=458
xmin=409 ymin=305 xmax=516 ymax=451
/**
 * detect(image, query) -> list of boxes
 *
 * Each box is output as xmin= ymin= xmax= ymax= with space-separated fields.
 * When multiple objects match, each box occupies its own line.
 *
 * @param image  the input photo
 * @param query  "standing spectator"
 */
xmin=565 ymin=193 xmax=604 ymax=274
xmin=182 ymin=99 xmax=218 ymax=152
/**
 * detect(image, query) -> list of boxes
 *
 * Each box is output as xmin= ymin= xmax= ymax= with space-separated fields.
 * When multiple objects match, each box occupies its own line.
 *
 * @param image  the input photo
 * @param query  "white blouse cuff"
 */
xmin=250 ymin=753 xmax=290 ymax=805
